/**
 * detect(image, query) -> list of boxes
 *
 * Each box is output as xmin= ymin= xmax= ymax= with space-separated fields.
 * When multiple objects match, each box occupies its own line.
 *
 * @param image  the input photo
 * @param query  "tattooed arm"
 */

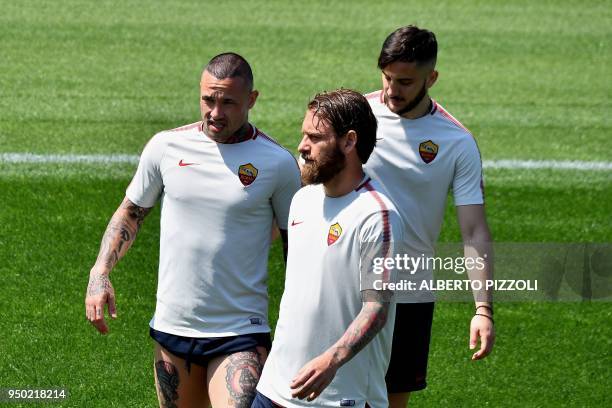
xmin=85 ymin=197 xmax=152 ymax=334
xmin=290 ymin=289 xmax=391 ymax=401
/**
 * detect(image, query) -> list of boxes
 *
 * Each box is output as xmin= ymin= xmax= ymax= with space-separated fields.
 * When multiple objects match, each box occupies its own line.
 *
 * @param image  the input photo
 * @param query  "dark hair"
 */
xmin=205 ymin=52 xmax=254 ymax=90
xmin=377 ymin=25 xmax=437 ymax=69
xmin=308 ymin=89 xmax=378 ymax=164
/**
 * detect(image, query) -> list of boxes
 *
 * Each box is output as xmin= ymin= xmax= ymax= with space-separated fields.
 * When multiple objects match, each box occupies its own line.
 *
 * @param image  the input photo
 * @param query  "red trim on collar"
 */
xmin=355 ymin=177 xmax=372 ymax=191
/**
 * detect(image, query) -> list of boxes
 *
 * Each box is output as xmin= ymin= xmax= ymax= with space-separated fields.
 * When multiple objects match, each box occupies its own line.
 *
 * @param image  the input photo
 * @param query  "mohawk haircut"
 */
xmin=377 ymin=25 xmax=438 ymax=70
xmin=205 ymin=52 xmax=254 ymax=90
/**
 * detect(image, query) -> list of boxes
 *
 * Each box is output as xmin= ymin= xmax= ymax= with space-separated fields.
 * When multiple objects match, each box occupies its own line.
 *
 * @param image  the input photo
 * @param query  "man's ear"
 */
xmin=426 ymin=70 xmax=439 ymax=89
xmin=343 ymin=130 xmax=357 ymax=154
xmin=248 ymin=90 xmax=259 ymax=109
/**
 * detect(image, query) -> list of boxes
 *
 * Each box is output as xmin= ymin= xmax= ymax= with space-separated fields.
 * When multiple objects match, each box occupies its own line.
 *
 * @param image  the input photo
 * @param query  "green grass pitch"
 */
xmin=1 ymin=0 xmax=611 ymax=406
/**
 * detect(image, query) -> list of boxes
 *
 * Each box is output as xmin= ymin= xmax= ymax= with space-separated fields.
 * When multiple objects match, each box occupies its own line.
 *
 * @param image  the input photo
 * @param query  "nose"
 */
xmin=209 ymin=102 xmax=224 ymax=120
xmin=297 ymin=134 xmax=310 ymax=155
xmin=387 ymin=80 xmax=399 ymax=98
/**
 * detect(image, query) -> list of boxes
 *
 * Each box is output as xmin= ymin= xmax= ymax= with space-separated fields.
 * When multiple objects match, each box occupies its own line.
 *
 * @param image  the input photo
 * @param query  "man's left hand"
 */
xmin=470 ymin=314 xmax=495 ymax=360
xmin=290 ymin=352 xmax=338 ymax=401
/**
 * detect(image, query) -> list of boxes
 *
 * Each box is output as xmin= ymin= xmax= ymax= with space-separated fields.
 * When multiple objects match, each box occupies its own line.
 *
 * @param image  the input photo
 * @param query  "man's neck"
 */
xmin=398 ymin=96 xmax=432 ymax=120
xmin=204 ymin=122 xmax=253 ymax=144
xmin=323 ymin=163 xmax=364 ymax=198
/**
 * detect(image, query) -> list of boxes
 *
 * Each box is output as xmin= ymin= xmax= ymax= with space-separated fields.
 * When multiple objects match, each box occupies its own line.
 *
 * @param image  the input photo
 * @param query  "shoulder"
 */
xmin=354 ymin=178 xmax=404 ymax=240
xmin=141 ymin=130 xmax=173 ymax=155
xmin=364 ymin=89 xmax=384 ymax=103
xmin=148 ymin=121 xmax=202 ymax=146
xmin=364 ymin=90 xmax=390 ymax=117
xmin=293 ymin=184 xmax=320 ymax=200
xmin=430 ymin=101 xmax=474 ymax=139
xmin=253 ymin=127 xmax=288 ymax=152
xmin=356 ymin=178 xmax=395 ymax=208
xmin=354 ymin=177 xmax=402 ymax=223
xmin=253 ymin=127 xmax=300 ymax=168
xmin=427 ymin=101 xmax=482 ymax=159
xmin=167 ymin=121 xmax=203 ymax=133
xmin=289 ymin=184 xmax=322 ymax=211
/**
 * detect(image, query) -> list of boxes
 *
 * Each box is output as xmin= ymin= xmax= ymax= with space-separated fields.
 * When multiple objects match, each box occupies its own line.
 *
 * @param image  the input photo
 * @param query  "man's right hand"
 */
xmin=84 ymin=197 xmax=152 ymax=334
xmin=85 ymin=270 xmax=117 ymax=334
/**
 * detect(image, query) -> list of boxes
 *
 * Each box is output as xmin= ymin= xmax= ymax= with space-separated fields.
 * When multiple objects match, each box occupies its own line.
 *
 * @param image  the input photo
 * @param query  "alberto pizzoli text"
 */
xmin=373 ymin=279 xmax=538 ymax=291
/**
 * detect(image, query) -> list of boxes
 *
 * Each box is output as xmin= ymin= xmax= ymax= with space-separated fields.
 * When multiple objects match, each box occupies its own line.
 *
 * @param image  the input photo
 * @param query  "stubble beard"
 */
xmin=385 ymin=81 xmax=428 ymax=117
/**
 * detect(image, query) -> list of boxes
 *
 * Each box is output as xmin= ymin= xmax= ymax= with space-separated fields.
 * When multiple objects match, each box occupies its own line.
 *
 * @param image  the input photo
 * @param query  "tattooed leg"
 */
xmin=153 ymin=343 xmax=209 ymax=408
xmin=225 ymin=351 xmax=262 ymax=406
xmin=155 ymin=361 xmax=179 ymax=408
xmin=207 ymin=348 xmax=267 ymax=408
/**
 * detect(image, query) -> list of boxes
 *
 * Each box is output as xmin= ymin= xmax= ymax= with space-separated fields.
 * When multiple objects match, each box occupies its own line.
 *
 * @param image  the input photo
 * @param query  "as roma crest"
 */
xmin=419 ymin=140 xmax=439 ymax=164
xmin=327 ymin=222 xmax=342 ymax=246
xmin=238 ymin=163 xmax=258 ymax=186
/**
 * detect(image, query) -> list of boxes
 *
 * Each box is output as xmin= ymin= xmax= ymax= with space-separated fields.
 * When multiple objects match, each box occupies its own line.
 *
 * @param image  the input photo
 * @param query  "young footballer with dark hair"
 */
xmin=364 ymin=26 xmax=495 ymax=407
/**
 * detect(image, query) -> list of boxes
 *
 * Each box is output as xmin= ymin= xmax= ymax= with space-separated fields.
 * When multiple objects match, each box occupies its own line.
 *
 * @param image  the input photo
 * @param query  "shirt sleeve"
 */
xmin=359 ymin=209 xmax=404 ymax=292
xmin=125 ymin=133 xmax=166 ymax=208
xmin=271 ymin=153 xmax=302 ymax=230
xmin=452 ymin=136 xmax=485 ymax=206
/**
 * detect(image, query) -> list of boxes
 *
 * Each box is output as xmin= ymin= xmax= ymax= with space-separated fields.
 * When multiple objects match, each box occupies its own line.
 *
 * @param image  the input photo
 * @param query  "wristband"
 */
xmin=475 ymin=313 xmax=494 ymax=325
xmin=476 ymin=305 xmax=494 ymax=315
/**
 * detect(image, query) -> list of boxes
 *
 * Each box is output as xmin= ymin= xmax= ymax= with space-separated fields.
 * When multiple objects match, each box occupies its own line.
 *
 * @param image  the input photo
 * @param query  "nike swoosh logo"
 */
xmin=179 ymin=159 xmax=199 ymax=167
xmin=291 ymin=220 xmax=304 ymax=226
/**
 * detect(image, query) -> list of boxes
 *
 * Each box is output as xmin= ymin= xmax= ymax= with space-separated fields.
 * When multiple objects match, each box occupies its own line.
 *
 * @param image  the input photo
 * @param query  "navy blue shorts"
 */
xmin=251 ymin=391 xmax=284 ymax=407
xmin=385 ymin=302 xmax=435 ymax=393
xmin=150 ymin=327 xmax=271 ymax=372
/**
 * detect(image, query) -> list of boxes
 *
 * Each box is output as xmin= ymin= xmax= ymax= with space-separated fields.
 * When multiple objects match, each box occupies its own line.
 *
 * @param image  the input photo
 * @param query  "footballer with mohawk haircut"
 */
xmin=85 ymin=52 xmax=301 ymax=407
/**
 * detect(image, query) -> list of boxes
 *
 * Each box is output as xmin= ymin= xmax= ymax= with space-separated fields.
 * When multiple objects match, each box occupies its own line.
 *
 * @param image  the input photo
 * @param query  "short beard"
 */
xmin=385 ymin=81 xmax=428 ymax=116
xmin=301 ymin=143 xmax=346 ymax=185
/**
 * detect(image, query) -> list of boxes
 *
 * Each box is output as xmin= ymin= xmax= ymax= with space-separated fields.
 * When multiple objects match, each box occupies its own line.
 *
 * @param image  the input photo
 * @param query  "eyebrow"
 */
xmin=304 ymin=131 xmax=327 ymax=138
xmin=201 ymin=93 xmax=235 ymax=102
xmin=383 ymin=71 xmax=415 ymax=81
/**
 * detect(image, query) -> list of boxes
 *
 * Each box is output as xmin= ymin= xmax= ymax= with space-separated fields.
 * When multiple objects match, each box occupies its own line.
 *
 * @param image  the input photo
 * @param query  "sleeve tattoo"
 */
xmin=330 ymin=289 xmax=390 ymax=366
xmin=93 ymin=197 xmax=152 ymax=272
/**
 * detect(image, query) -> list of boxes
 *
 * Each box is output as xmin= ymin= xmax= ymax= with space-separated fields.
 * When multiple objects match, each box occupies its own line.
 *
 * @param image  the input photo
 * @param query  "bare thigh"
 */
xmin=154 ymin=342 xmax=211 ymax=408
xmin=206 ymin=347 xmax=268 ymax=408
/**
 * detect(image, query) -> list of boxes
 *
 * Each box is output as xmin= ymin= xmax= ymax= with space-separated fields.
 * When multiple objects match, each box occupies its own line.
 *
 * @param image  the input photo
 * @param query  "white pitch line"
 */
xmin=1 ymin=153 xmax=612 ymax=171
xmin=482 ymin=159 xmax=612 ymax=171
xmin=0 ymin=153 xmax=139 ymax=164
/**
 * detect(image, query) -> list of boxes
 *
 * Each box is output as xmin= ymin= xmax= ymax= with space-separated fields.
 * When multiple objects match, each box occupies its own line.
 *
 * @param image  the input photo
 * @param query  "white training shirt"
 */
xmin=126 ymin=121 xmax=301 ymax=337
xmin=257 ymin=177 xmax=404 ymax=408
xmin=363 ymin=91 xmax=484 ymax=302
